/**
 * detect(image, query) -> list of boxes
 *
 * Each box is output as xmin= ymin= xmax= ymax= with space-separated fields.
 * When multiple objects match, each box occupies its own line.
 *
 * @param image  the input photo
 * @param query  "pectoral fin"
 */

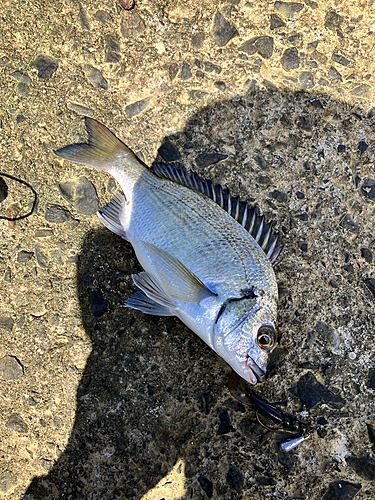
xmin=132 ymin=272 xmax=177 ymax=310
xmin=141 ymin=241 xmax=216 ymax=304
xmin=125 ymin=291 xmax=175 ymax=316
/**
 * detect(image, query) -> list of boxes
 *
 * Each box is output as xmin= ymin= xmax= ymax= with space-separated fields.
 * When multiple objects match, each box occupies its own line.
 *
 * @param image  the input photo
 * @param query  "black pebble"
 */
xmin=270 ymin=190 xmax=287 ymax=202
xmin=290 ymin=371 xmax=345 ymax=409
xmin=296 ymin=191 xmax=305 ymax=199
xmin=195 ymin=152 xmax=228 ymax=169
xmin=183 ymin=142 xmax=194 ymax=149
xmin=256 ymin=476 xmax=277 ymax=486
xmin=89 ymin=291 xmax=108 ymax=317
xmin=158 ymin=140 xmax=181 ymax=162
xmin=354 ymin=175 xmax=361 ymax=187
xmin=31 ymin=54 xmax=59 ymax=80
xmin=337 ymin=144 xmax=346 ymax=152
xmin=347 ymin=457 xmax=375 ymax=481
xmin=198 ymin=476 xmax=213 ymax=498
xmin=227 ymin=466 xmax=244 ymax=492
xmin=367 ymin=368 xmax=375 ymax=389
xmin=360 ymin=247 xmax=372 ymax=263
xmin=358 ymin=141 xmax=368 ymax=154
xmin=361 ymin=178 xmax=375 ymax=200
xmin=322 ymin=480 xmax=361 ymax=500
xmin=0 ymin=176 xmax=8 ymax=203
xmin=278 ymin=453 xmax=295 ymax=470
xmin=366 ymin=423 xmax=375 ymax=444
xmin=217 ymin=410 xmax=233 ymax=435
xmin=180 ymin=62 xmax=192 ymax=80
xmin=310 ymin=98 xmax=324 ymax=109
xmin=300 ymin=243 xmax=308 ymax=252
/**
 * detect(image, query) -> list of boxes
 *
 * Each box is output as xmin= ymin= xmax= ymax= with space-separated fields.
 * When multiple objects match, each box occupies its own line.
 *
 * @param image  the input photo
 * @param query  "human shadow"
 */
xmin=25 ymin=89 xmax=374 ymax=499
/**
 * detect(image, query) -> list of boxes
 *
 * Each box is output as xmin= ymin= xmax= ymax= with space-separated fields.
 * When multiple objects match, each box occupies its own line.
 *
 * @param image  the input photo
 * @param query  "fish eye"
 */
xmin=257 ymin=325 xmax=275 ymax=350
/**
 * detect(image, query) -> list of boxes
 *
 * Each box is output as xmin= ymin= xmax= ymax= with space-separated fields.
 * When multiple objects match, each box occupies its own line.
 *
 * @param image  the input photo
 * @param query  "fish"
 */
xmin=54 ymin=117 xmax=282 ymax=385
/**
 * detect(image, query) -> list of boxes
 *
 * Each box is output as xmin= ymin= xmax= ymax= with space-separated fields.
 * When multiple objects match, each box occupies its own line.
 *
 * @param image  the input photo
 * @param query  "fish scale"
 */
xmin=55 ymin=117 xmax=279 ymax=385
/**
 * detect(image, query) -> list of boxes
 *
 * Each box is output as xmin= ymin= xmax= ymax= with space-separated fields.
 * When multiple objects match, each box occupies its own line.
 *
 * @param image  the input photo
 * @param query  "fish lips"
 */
xmin=243 ymin=356 xmax=266 ymax=385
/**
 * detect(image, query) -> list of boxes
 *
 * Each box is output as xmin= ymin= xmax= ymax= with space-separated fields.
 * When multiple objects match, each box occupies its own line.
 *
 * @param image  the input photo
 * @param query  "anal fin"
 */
xmin=125 ymin=291 xmax=175 ymax=316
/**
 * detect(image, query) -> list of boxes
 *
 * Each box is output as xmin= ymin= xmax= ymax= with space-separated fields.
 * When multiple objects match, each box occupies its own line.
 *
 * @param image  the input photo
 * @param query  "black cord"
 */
xmin=0 ymin=172 xmax=37 ymax=221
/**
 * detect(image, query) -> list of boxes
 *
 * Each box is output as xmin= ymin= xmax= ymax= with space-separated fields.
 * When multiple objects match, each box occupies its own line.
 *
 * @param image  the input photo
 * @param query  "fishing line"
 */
xmin=0 ymin=0 xmax=67 ymax=118
xmin=0 ymin=173 xmax=37 ymax=221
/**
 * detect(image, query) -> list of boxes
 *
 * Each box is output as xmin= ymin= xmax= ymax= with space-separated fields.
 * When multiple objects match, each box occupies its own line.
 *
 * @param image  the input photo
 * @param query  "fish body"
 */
xmin=55 ymin=118 xmax=280 ymax=384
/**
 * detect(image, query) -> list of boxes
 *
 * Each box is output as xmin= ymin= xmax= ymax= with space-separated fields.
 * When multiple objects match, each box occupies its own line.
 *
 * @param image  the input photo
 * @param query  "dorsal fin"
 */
xmin=152 ymin=162 xmax=283 ymax=266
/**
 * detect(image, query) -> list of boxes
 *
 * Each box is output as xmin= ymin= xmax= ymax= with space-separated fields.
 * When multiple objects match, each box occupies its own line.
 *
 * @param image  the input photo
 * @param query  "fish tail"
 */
xmin=54 ymin=117 xmax=135 ymax=172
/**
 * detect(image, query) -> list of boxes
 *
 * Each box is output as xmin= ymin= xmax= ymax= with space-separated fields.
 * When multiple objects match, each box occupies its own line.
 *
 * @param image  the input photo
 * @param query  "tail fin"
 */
xmin=54 ymin=117 xmax=133 ymax=171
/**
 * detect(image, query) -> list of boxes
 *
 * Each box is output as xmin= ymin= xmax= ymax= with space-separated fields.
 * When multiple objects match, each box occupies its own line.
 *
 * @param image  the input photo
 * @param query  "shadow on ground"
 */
xmin=25 ymin=90 xmax=375 ymax=499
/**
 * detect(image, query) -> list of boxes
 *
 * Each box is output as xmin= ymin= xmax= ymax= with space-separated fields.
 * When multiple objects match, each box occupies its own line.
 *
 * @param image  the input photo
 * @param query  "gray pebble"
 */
xmin=107 ymin=178 xmax=117 ymax=193
xmin=322 ymin=481 xmax=361 ymax=500
xmin=120 ymin=12 xmax=146 ymax=37
xmin=191 ymin=33 xmax=205 ymax=48
xmin=34 ymin=229 xmax=53 ymax=237
xmin=125 ymin=97 xmax=151 ymax=118
xmin=94 ymin=10 xmax=113 ymax=24
xmin=351 ymin=84 xmax=370 ymax=97
xmin=214 ymin=81 xmax=226 ymax=91
xmin=339 ymin=213 xmax=358 ymax=233
xmin=347 ymin=457 xmax=375 ymax=481
xmin=328 ymin=67 xmax=342 ymax=81
xmin=204 ymin=61 xmax=222 ymax=74
xmin=195 ymin=152 xmax=228 ymax=169
xmin=79 ymin=3 xmax=90 ymax=30
xmin=270 ymin=14 xmax=285 ymax=29
xmin=196 ymin=70 xmax=204 ymax=79
xmin=45 ymin=204 xmax=72 ymax=223
xmin=262 ymin=79 xmax=278 ymax=92
xmin=239 ymin=36 xmax=274 ymax=59
xmin=59 ymin=180 xmax=75 ymax=203
xmin=0 ymin=471 xmax=16 ymax=494
xmin=364 ymin=278 xmax=375 ymax=299
xmin=311 ymin=50 xmax=327 ymax=65
xmin=10 ymin=70 xmax=31 ymax=84
xmin=67 ymin=102 xmax=94 ymax=117
xmin=324 ymin=10 xmax=344 ymax=31
xmin=31 ymin=54 xmax=59 ymax=80
xmin=75 ymin=177 xmax=99 ymax=215
xmin=0 ymin=355 xmax=23 ymax=380
xmin=274 ymin=2 xmax=304 ymax=19
xmin=0 ymin=317 xmax=13 ymax=332
xmin=105 ymin=35 xmax=121 ymax=63
xmin=34 ymin=245 xmax=51 ymax=269
xmin=169 ymin=63 xmax=179 ymax=80
xmin=83 ymin=65 xmax=108 ymax=90
xmin=299 ymin=71 xmax=314 ymax=88
xmin=211 ymin=11 xmax=238 ymax=47
xmin=306 ymin=60 xmax=317 ymax=68
xmin=332 ymin=53 xmax=350 ymax=66
xmin=360 ymin=248 xmax=372 ymax=263
xmin=17 ymin=251 xmax=33 ymax=262
xmin=6 ymin=414 xmax=28 ymax=433
xmin=280 ymin=47 xmax=300 ymax=71
xmin=15 ymin=83 xmax=29 ymax=96
xmin=180 ymin=62 xmax=192 ymax=81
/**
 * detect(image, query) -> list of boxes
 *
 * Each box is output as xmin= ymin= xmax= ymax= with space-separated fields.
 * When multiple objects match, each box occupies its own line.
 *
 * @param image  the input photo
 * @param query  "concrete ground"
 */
xmin=1 ymin=0 xmax=375 ymax=499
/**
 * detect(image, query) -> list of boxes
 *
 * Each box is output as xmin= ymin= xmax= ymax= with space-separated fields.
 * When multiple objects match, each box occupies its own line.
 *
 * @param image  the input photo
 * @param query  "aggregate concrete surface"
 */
xmin=1 ymin=1 xmax=375 ymax=499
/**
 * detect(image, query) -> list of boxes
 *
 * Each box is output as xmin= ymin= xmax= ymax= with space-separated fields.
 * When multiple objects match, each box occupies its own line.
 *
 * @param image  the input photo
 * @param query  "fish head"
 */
xmin=214 ymin=294 xmax=277 ymax=385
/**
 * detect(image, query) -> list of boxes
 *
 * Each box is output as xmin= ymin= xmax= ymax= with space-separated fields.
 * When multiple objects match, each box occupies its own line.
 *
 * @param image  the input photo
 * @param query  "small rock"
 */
xmin=211 ymin=11 xmax=238 ymax=47
xmin=35 ymin=229 xmax=53 ymax=238
xmin=274 ymin=2 xmax=304 ymax=19
xmin=324 ymin=11 xmax=344 ymax=31
xmin=214 ymin=81 xmax=226 ymax=91
xmin=31 ymin=54 xmax=59 ymax=79
xmin=291 ymin=371 xmax=345 ymax=409
xmin=105 ymin=35 xmax=121 ymax=63
xmin=198 ymin=476 xmax=213 ymax=498
xmin=16 ymin=114 xmax=26 ymax=123
xmin=217 ymin=410 xmax=233 ymax=435
xmin=0 ymin=356 xmax=23 ymax=380
xmin=360 ymin=248 xmax=372 ymax=263
xmin=315 ymin=321 xmax=339 ymax=347
xmin=364 ymin=278 xmax=375 ymax=299
xmin=337 ymin=144 xmax=346 ymax=152
xmin=204 ymin=61 xmax=222 ymax=74
xmin=322 ymin=481 xmax=361 ymax=500
xmin=125 ymin=97 xmax=151 ymax=118
xmin=367 ymin=423 xmax=375 ymax=444
xmin=67 ymin=102 xmax=94 ymax=116
xmin=0 ymin=471 xmax=17 ymax=493
xmin=94 ymin=10 xmax=113 ymax=24
xmin=83 ymin=65 xmax=108 ymax=90
xmin=10 ymin=70 xmax=31 ymax=84
xmin=34 ymin=245 xmax=51 ymax=269
xmin=280 ymin=47 xmax=300 ymax=71
xmin=270 ymin=190 xmax=287 ymax=202
xmin=169 ymin=63 xmax=179 ymax=80
xmin=332 ymin=54 xmax=350 ymax=66
xmin=45 ymin=205 xmax=72 ymax=223
xmin=311 ymin=50 xmax=328 ymax=65
xmin=339 ymin=213 xmax=358 ymax=233
xmin=270 ymin=14 xmax=285 ymax=29
xmin=358 ymin=141 xmax=368 ymax=154
xmin=262 ymin=80 xmax=278 ymax=92
xmin=351 ymin=84 xmax=371 ymax=98
xmin=0 ymin=177 xmax=8 ymax=202
xmin=118 ymin=0 xmax=135 ymax=9
xmin=0 ymin=317 xmax=14 ymax=332
xmin=196 ymin=153 xmax=228 ymax=169
xmin=367 ymin=368 xmax=375 ymax=389
xmin=59 ymin=180 xmax=75 ymax=203
xmin=17 ymin=251 xmax=33 ymax=262
xmin=306 ymin=60 xmax=318 ymax=68
xmin=39 ymin=458 xmax=53 ymax=471
xmin=278 ymin=453 xmax=295 ymax=469
xmin=239 ymin=36 xmax=274 ymax=59
xmin=299 ymin=71 xmax=314 ymax=89
xmin=180 ymin=62 xmax=192 ymax=80
xmin=79 ymin=3 xmax=90 ymax=30
xmin=120 ymin=12 xmax=146 ymax=37
xmin=192 ymin=33 xmax=204 ymax=48
xmin=6 ymin=414 xmax=28 ymax=433
xmin=347 ymin=457 xmax=375 ymax=481
xmin=328 ymin=67 xmax=342 ymax=81
xmin=89 ymin=291 xmax=108 ymax=317
xmin=227 ymin=466 xmax=244 ymax=492
xmin=158 ymin=140 xmax=181 ymax=162
xmin=75 ymin=177 xmax=99 ymax=215
xmin=256 ymin=476 xmax=277 ymax=486
xmin=300 ymin=243 xmax=308 ymax=252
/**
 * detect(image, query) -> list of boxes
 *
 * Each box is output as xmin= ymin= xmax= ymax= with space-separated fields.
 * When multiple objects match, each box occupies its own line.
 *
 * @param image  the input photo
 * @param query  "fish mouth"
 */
xmin=243 ymin=356 xmax=265 ymax=385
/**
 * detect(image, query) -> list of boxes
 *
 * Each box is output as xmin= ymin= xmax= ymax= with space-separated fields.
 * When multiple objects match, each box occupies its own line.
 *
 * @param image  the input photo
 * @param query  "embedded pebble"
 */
xmin=195 ymin=152 xmax=228 ymax=168
xmin=280 ymin=47 xmax=300 ymax=71
xmin=322 ymin=481 xmax=361 ymax=500
xmin=105 ymin=35 xmax=121 ymax=63
xmin=214 ymin=81 xmax=226 ymax=91
xmin=67 ymin=102 xmax=94 ymax=117
xmin=83 ymin=65 xmax=108 ymax=90
xmin=360 ymin=247 xmax=372 ymax=263
xmin=211 ymin=11 xmax=238 ymax=47
xmin=125 ymin=97 xmax=151 ymax=118
xmin=347 ymin=457 xmax=375 ymax=481
xmin=332 ymin=53 xmax=350 ymax=66
xmin=328 ymin=67 xmax=343 ymax=82
xmin=204 ymin=61 xmax=222 ymax=74
xmin=274 ymin=2 xmax=304 ymax=19
xmin=291 ymin=371 xmax=346 ymax=408
xmin=79 ymin=3 xmax=90 ymax=30
xmin=324 ymin=11 xmax=344 ymax=31
xmin=339 ymin=213 xmax=358 ymax=233
xmin=180 ymin=62 xmax=192 ymax=81
xmin=0 ymin=356 xmax=23 ymax=380
xmin=89 ymin=291 xmax=108 ymax=317
xmin=31 ymin=54 xmax=59 ymax=79
xmin=226 ymin=466 xmax=244 ymax=492
xmin=191 ymin=33 xmax=204 ymax=48
xmin=6 ymin=414 xmax=28 ymax=433
xmin=17 ymin=251 xmax=33 ymax=262
xmin=270 ymin=14 xmax=285 ymax=29
xmin=120 ymin=12 xmax=146 ymax=37
xmin=75 ymin=177 xmax=99 ymax=215
xmin=198 ymin=476 xmax=213 ymax=498
xmin=0 ymin=317 xmax=13 ymax=332
xmin=299 ymin=71 xmax=314 ymax=89
xmin=45 ymin=205 xmax=72 ymax=223
xmin=239 ymin=36 xmax=274 ymax=59
xmin=94 ymin=10 xmax=113 ymax=25
xmin=158 ymin=139 xmax=181 ymax=162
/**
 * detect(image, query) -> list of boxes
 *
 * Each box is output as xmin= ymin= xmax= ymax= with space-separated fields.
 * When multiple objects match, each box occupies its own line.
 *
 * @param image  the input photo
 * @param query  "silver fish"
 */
xmin=55 ymin=118 xmax=281 ymax=384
